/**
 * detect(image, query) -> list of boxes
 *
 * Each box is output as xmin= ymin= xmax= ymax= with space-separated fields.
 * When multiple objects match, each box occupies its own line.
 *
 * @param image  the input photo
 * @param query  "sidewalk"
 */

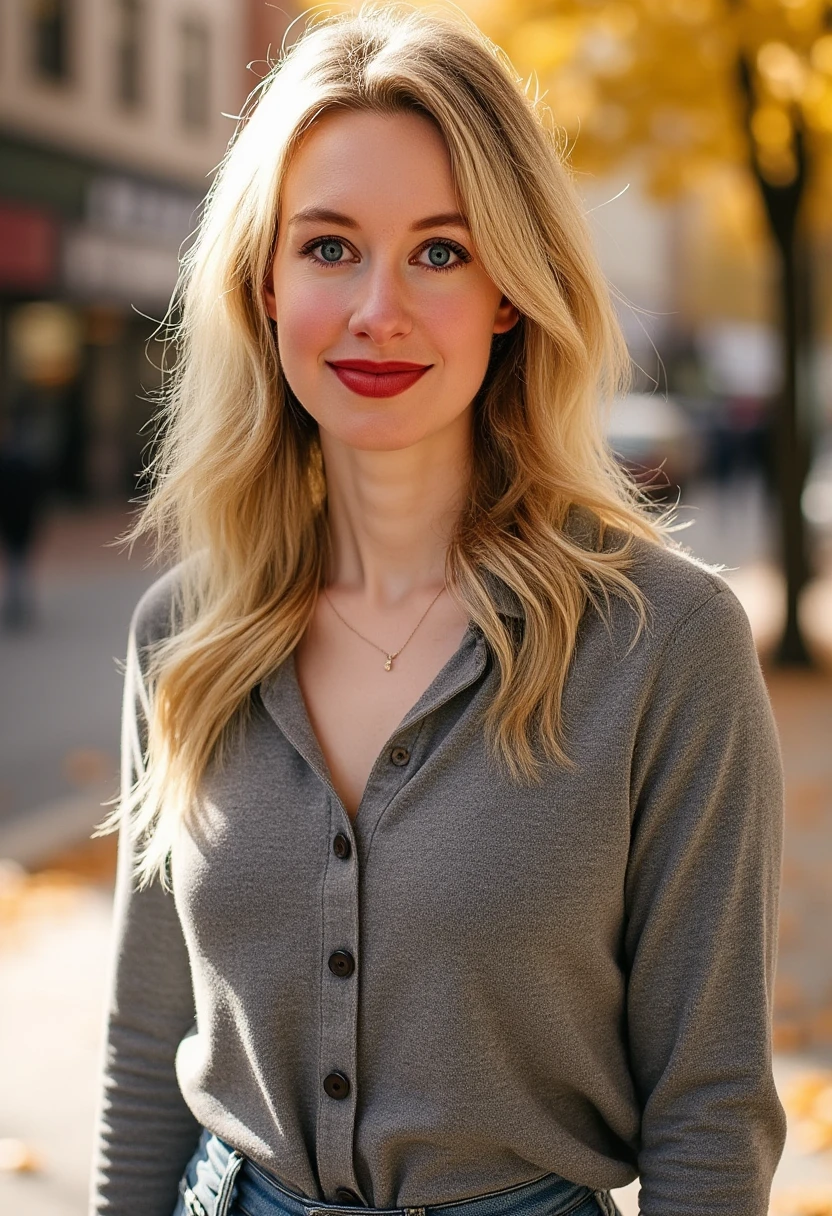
xmin=0 ymin=503 xmax=160 ymax=848
xmin=2 ymin=506 xmax=832 ymax=1213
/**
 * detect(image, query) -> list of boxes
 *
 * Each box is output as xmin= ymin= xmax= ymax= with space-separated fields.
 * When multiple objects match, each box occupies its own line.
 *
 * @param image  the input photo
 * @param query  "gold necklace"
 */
xmin=322 ymin=585 xmax=446 ymax=671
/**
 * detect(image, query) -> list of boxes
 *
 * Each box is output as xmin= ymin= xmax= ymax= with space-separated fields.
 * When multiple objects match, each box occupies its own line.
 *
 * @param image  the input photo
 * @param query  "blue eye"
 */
xmin=415 ymin=239 xmax=470 ymax=271
xmin=427 ymin=244 xmax=452 ymax=267
xmin=318 ymin=239 xmax=344 ymax=263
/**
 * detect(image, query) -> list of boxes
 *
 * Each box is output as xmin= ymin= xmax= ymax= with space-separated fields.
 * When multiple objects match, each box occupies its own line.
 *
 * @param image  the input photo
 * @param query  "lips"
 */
xmin=326 ymin=359 xmax=432 ymax=399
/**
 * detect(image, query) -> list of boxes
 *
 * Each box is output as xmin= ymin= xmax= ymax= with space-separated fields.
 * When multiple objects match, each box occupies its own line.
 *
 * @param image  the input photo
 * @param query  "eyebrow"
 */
xmin=287 ymin=207 xmax=470 ymax=232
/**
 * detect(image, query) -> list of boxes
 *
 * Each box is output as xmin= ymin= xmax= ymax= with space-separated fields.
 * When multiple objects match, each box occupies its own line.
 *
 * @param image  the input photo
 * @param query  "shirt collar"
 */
xmin=480 ymin=570 xmax=524 ymax=620
xmin=258 ymin=624 xmax=489 ymax=802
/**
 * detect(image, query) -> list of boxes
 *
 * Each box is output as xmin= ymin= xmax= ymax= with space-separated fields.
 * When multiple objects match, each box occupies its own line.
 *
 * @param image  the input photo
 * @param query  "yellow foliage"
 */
xmin=757 ymin=40 xmax=809 ymax=101
xmin=811 ymin=34 xmax=832 ymax=75
xmin=508 ymin=17 xmax=581 ymax=74
xmin=803 ymin=77 xmax=832 ymax=133
xmin=474 ymin=0 xmax=832 ymax=224
xmin=596 ymin=3 xmax=639 ymax=39
xmin=752 ymin=104 xmax=793 ymax=149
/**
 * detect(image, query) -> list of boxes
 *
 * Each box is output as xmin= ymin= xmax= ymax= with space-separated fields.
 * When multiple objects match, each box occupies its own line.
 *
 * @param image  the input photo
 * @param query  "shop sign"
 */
xmin=62 ymin=226 xmax=179 ymax=307
xmin=86 ymin=175 xmax=201 ymax=245
xmin=0 ymin=201 xmax=58 ymax=290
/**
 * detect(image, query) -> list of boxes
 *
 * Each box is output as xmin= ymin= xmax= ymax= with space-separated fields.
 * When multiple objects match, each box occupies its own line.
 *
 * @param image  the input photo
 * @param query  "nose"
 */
xmin=347 ymin=265 xmax=412 ymax=345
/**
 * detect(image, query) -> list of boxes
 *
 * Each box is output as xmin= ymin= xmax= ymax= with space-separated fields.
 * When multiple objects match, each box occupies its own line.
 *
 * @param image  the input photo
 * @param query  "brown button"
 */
xmin=333 ymin=833 xmax=351 ymax=860
xmin=335 ymin=1189 xmax=361 ymax=1204
xmin=328 ymin=950 xmax=355 ymax=978
xmin=390 ymin=745 xmax=410 ymax=766
xmin=323 ymin=1071 xmax=350 ymax=1099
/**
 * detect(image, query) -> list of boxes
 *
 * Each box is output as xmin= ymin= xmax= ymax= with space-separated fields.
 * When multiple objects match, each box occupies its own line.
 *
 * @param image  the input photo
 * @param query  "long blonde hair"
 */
xmin=99 ymin=2 xmax=667 ymax=888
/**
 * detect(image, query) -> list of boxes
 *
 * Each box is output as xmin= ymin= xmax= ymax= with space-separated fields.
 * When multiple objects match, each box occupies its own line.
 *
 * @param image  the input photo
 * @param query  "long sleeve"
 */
xmin=89 ymin=608 xmax=201 ymax=1215
xmin=624 ymin=586 xmax=787 ymax=1214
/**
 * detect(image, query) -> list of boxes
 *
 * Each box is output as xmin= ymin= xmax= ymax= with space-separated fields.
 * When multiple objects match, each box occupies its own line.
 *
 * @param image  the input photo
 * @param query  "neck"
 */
xmin=320 ymin=409 xmax=472 ymax=607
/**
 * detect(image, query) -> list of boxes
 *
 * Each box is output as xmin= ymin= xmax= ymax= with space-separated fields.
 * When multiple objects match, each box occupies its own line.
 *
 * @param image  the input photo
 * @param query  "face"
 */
xmin=263 ymin=109 xmax=518 ymax=452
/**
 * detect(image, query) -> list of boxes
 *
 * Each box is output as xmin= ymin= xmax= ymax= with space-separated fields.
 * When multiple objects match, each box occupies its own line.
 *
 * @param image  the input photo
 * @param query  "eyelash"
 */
xmin=298 ymin=236 xmax=472 ymax=273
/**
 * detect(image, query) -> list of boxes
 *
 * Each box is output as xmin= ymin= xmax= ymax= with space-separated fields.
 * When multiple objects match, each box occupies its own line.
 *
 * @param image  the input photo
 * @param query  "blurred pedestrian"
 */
xmin=0 ymin=407 xmax=47 ymax=628
xmin=90 ymin=8 xmax=787 ymax=1216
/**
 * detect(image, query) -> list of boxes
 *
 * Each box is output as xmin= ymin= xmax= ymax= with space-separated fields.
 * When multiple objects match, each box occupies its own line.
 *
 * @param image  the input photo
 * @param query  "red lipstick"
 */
xmin=327 ymin=359 xmax=432 ymax=398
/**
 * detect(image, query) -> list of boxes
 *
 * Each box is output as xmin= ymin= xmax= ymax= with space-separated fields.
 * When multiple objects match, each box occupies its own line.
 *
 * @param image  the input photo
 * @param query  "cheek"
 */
xmin=425 ymin=284 xmax=499 ymax=380
xmin=273 ymin=273 xmax=345 ymax=369
xmin=425 ymin=271 xmax=499 ymax=339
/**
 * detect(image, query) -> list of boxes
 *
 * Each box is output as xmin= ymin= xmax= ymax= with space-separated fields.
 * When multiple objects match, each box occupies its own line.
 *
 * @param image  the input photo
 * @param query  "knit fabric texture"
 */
xmin=90 ymin=537 xmax=786 ymax=1216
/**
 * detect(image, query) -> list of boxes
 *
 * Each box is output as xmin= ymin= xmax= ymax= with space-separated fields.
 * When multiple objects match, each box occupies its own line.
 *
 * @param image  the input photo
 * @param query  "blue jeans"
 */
xmin=171 ymin=1128 xmax=621 ymax=1216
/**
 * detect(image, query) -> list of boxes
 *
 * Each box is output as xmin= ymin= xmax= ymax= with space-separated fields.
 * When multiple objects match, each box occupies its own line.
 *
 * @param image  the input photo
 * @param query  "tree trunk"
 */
xmin=773 ymin=224 xmax=812 ymax=663
xmin=738 ymin=56 xmax=813 ymax=664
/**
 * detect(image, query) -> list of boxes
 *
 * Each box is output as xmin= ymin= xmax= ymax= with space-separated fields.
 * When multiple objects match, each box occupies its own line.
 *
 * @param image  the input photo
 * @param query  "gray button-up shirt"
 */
xmin=91 ymin=538 xmax=786 ymax=1216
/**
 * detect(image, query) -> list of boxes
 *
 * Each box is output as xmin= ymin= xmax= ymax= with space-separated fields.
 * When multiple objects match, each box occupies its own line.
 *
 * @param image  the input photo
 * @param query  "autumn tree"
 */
xmin=478 ymin=0 xmax=832 ymax=662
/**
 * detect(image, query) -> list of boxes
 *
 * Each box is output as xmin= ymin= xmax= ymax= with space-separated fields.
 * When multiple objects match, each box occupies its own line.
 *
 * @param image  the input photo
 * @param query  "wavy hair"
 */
xmin=98 ymin=2 xmax=668 ymax=888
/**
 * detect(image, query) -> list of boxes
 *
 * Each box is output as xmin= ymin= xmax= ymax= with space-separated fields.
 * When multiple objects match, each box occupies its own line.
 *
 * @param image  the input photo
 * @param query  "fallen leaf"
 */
xmin=771 ymin=1186 xmax=832 ymax=1215
xmin=0 ymin=1138 xmax=40 ymax=1173
xmin=810 ymin=1010 xmax=832 ymax=1046
xmin=794 ymin=1119 xmax=832 ymax=1155
xmin=774 ymin=1019 xmax=809 ymax=1052
xmin=784 ymin=1073 xmax=832 ymax=1116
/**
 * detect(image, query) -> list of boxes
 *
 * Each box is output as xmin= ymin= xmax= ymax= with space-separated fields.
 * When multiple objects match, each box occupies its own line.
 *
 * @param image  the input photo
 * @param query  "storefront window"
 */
xmin=179 ymin=18 xmax=210 ymax=131
xmin=30 ymin=0 xmax=70 ymax=83
xmin=116 ymin=0 xmax=144 ymax=109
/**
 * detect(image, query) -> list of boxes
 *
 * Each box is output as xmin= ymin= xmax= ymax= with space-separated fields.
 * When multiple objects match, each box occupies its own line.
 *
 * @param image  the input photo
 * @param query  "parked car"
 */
xmin=605 ymin=392 xmax=704 ymax=499
xmin=803 ymin=434 xmax=832 ymax=549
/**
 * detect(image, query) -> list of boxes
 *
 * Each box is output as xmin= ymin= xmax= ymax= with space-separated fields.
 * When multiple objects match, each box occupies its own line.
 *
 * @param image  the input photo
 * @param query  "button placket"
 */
xmin=315 ymin=732 xmax=419 ymax=1200
xmin=353 ymin=728 xmax=421 ymax=841
xmin=258 ymin=626 xmax=488 ymax=1207
xmin=317 ymin=798 xmax=362 ymax=1201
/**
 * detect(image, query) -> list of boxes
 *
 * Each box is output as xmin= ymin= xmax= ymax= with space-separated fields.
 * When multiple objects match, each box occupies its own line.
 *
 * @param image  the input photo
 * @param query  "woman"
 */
xmin=90 ymin=6 xmax=786 ymax=1215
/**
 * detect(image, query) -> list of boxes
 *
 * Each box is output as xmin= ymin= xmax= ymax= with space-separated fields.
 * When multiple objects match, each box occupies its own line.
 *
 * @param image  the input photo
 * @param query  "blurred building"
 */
xmin=0 ymin=0 xmax=247 ymax=502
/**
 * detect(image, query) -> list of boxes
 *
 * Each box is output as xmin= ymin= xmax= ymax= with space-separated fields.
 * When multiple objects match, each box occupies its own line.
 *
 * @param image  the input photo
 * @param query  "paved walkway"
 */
xmin=2 ymin=503 xmax=832 ymax=1213
xmin=0 ymin=505 xmax=160 ymax=842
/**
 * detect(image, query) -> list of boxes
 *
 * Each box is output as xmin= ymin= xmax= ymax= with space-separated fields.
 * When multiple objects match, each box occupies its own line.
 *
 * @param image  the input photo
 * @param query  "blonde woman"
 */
xmin=90 ymin=6 xmax=786 ymax=1215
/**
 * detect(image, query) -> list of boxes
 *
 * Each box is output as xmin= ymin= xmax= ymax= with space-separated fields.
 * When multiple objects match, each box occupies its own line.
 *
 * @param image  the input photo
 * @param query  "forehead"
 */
xmin=280 ymin=109 xmax=460 ymax=225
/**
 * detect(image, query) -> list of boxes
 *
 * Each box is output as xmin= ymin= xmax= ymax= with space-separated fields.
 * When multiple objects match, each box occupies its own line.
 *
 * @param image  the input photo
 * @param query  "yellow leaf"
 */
xmin=596 ymin=2 xmax=639 ymax=39
xmin=811 ymin=34 xmax=832 ymax=76
xmin=752 ymin=104 xmax=793 ymax=148
xmin=781 ymin=1071 xmax=832 ymax=1117
xmin=771 ymin=1188 xmax=832 ymax=1216
xmin=757 ymin=41 xmax=809 ymax=102
xmin=0 ymin=1139 xmax=40 ymax=1174
xmin=510 ymin=19 xmax=581 ymax=75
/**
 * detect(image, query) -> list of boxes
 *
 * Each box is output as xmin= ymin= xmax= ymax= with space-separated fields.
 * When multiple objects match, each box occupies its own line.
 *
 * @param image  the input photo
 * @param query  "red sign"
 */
xmin=0 ymin=201 xmax=58 ymax=289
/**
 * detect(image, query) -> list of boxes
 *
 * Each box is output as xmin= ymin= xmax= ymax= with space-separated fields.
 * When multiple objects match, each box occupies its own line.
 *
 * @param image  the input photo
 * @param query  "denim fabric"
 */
xmin=171 ymin=1129 xmax=621 ymax=1216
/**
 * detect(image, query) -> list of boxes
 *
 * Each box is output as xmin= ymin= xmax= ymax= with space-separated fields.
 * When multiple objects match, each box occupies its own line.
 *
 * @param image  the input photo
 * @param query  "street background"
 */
xmin=3 ymin=0 xmax=832 ymax=1214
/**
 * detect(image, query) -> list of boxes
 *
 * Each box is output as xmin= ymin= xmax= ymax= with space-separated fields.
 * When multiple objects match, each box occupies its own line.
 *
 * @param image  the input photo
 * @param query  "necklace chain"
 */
xmin=322 ymin=585 xmax=446 ymax=671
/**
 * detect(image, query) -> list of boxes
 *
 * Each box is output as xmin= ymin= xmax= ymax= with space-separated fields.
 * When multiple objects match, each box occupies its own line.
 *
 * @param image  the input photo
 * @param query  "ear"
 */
xmin=263 ymin=271 xmax=277 ymax=323
xmin=493 ymin=295 xmax=519 ymax=335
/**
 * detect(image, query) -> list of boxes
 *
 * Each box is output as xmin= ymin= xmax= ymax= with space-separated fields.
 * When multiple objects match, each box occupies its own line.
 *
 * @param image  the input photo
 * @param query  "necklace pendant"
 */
xmin=384 ymin=655 xmax=393 ymax=672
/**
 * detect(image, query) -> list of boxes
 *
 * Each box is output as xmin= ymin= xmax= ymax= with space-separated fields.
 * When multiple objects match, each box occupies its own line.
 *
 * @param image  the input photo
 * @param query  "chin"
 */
xmin=328 ymin=420 xmax=438 ymax=453
xmin=316 ymin=397 xmax=454 ymax=453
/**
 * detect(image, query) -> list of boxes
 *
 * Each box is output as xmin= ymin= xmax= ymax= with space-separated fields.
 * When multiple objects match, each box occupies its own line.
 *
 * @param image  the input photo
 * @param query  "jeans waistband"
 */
xmin=192 ymin=1132 xmax=601 ymax=1216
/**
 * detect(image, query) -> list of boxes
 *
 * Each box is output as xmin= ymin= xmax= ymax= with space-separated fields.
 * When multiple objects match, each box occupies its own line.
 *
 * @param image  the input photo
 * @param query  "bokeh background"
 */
xmin=1 ymin=1 xmax=832 ymax=1213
